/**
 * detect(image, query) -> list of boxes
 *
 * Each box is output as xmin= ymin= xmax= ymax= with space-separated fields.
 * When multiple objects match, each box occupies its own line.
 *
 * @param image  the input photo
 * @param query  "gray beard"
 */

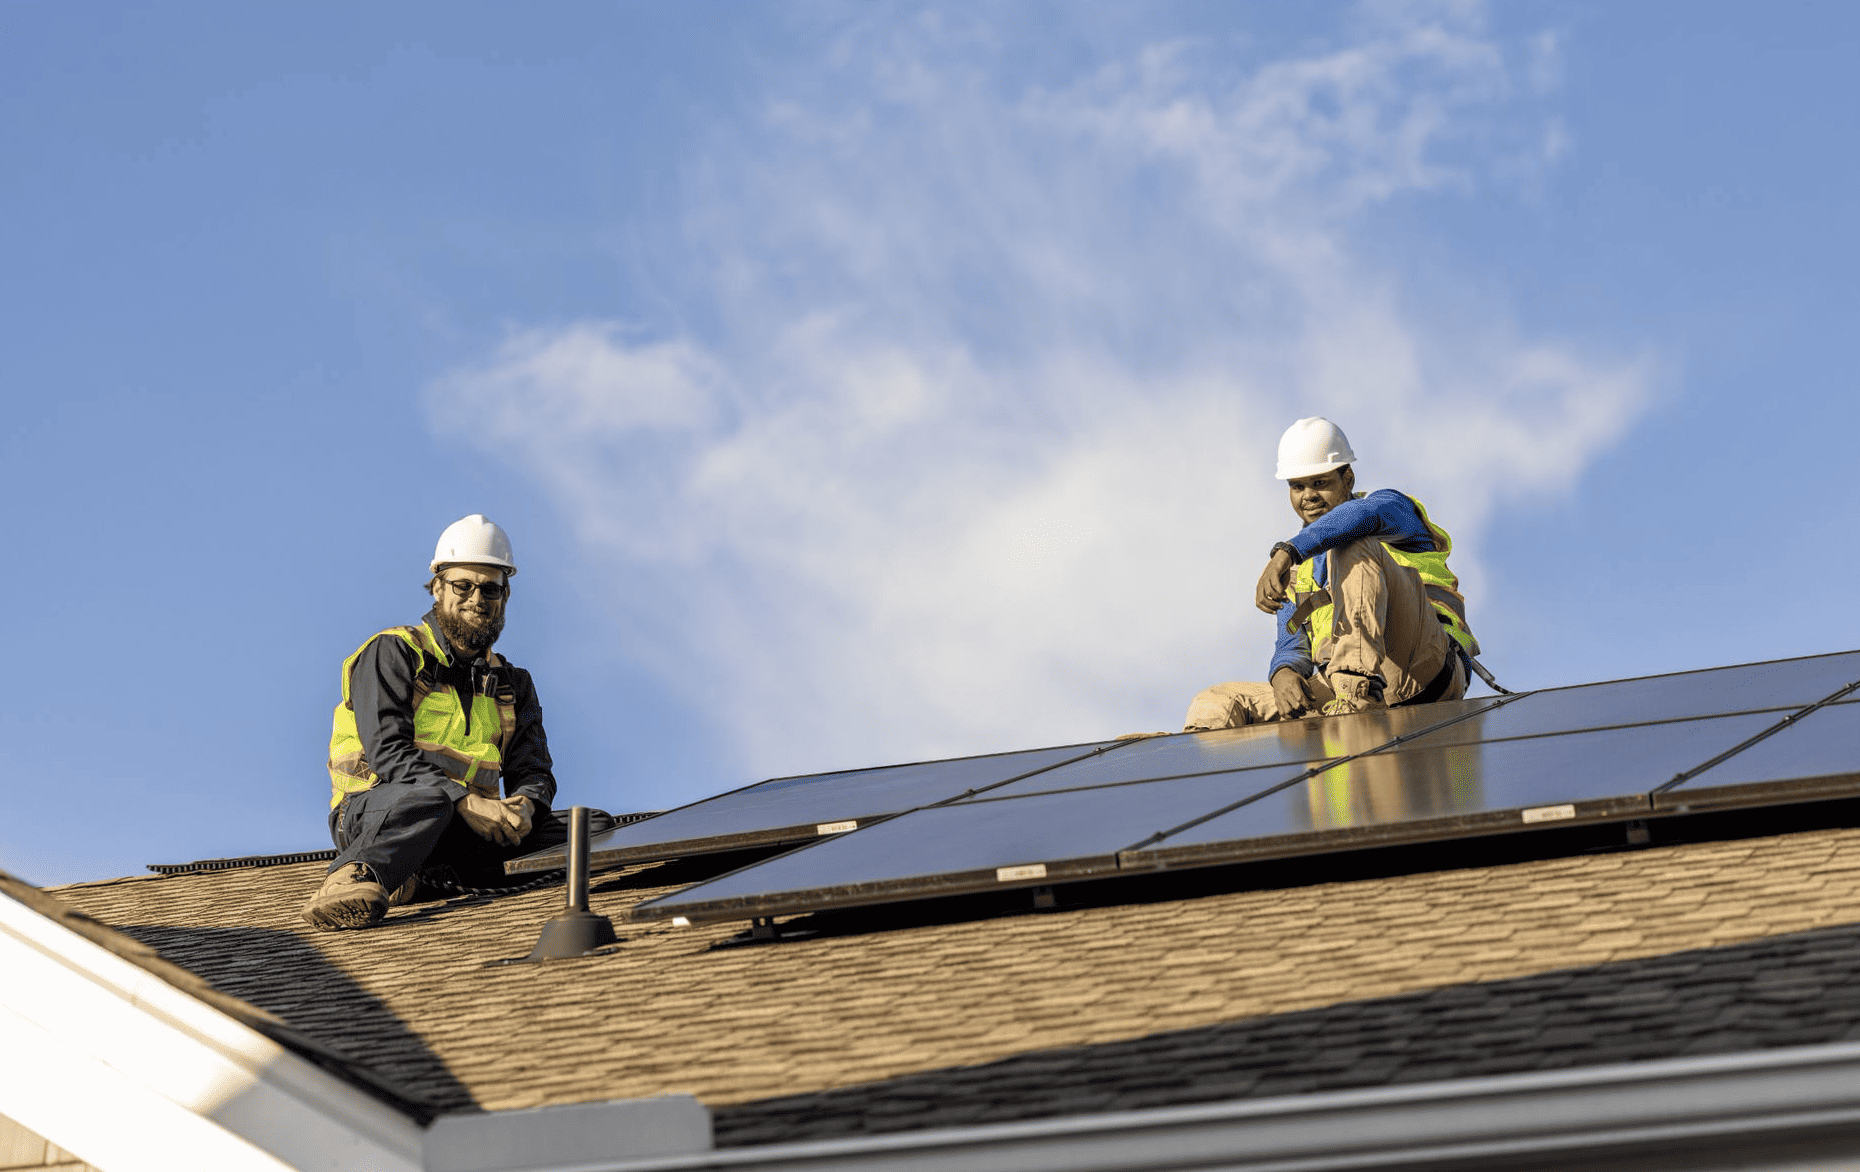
xmin=438 ymin=609 xmax=504 ymax=658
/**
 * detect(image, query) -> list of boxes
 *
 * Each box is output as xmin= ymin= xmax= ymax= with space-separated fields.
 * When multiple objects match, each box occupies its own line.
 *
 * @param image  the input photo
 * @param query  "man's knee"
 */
xmin=1184 ymin=682 xmax=1271 ymax=731
xmin=1184 ymin=687 xmax=1241 ymax=732
xmin=401 ymin=786 xmax=458 ymax=822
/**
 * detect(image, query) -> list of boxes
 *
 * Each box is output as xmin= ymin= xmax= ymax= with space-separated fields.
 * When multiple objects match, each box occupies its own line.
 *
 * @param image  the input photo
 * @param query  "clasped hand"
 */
xmin=457 ymin=792 xmax=534 ymax=846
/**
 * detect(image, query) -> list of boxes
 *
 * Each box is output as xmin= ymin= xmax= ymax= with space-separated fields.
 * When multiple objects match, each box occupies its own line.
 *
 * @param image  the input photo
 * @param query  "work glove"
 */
xmin=457 ymin=792 xmax=529 ymax=846
xmin=504 ymin=795 xmax=534 ymax=841
xmin=1271 ymin=666 xmax=1313 ymax=719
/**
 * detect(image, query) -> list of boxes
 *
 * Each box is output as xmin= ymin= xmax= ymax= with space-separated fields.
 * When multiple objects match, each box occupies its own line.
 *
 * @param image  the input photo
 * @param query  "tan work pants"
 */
xmin=1183 ymin=537 xmax=1463 ymax=731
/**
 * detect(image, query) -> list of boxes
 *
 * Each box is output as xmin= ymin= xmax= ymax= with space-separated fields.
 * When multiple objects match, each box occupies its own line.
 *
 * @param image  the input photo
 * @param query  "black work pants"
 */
xmin=326 ymin=785 xmax=578 ymax=894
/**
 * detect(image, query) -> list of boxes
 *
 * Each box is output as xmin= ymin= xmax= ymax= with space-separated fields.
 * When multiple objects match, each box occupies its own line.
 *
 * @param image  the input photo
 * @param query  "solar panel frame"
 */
xmin=506 ymin=738 xmax=1132 ymax=874
xmin=628 ymin=777 xmax=1240 ymax=924
xmin=632 ymin=702 xmax=1819 ymax=924
xmin=1364 ymin=651 xmax=1860 ymax=752
xmin=626 ymin=651 xmax=1860 ymax=924
xmin=965 ymin=697 xmax=1503 ymax=802
xmin=1126 ymin=698 xmax=1838 ymax=872
xmin=1653 ymin=675 xmax=1860 ymax=813
xmin=628 ymin=697 xmax=1535 ymax=923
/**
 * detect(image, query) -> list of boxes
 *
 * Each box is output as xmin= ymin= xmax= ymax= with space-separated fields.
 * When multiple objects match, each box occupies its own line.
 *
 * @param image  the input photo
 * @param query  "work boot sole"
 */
xmin=301 ymin=891 xmax=386 ymax=929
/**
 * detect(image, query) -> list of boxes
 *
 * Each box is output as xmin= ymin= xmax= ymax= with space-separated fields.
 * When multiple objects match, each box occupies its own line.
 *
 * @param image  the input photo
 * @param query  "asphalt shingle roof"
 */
xmin=41 ymin=817 xmax=1860 ymax=1146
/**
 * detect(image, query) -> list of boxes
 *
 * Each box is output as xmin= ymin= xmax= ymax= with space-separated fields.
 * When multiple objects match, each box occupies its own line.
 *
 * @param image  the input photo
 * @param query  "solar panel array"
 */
xmin=516 ymin=651 xmax=1860 ymax=925
xmin=506 ymin=740 xmax=1126 ymax=874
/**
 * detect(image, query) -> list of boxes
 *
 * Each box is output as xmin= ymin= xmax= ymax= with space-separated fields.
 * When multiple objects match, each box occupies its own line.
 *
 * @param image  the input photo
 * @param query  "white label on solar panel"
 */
xmin=1521 ymin=803 xmax=1577 ymax=824
xmin=816 ymin=820 xmax=858 ymax=835
xmin=997 ymin=864 xmax=1047 ymax=881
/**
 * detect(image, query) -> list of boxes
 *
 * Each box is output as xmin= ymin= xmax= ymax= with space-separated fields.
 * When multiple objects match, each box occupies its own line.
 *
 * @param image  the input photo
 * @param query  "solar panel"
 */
xmin=506 ymin=740 xmax=1125 ymax=874
xmin=1376 ymin=651 xmax=1860 ymax=751
xmin=1655 ymin=700 xmax=1860 ymax=813
xmin=1122 ymin=710 xmax=1784 ymax=871
xmin=632 ymin=709 xmax=1789 ymax=923
xmin=970 ymin=697 xmax=1499 ymax=800
xmin=630 ymin=767 xmax=1299 ymax=922
xmin=627 ymin=698 xmax=1521 ymax=919
xmin=613 ymin=651 xmax=1860 ymax=928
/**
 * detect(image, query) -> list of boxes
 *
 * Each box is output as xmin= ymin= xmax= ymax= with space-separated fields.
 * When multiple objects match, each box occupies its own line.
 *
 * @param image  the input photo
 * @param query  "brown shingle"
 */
xmin=36 ymin=822 xmax=1860 ymax=1140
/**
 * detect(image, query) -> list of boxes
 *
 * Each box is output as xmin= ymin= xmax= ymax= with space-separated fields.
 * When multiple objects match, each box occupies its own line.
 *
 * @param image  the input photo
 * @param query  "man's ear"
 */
xmin=1340 ymin=465 xmax=1355 ymax=493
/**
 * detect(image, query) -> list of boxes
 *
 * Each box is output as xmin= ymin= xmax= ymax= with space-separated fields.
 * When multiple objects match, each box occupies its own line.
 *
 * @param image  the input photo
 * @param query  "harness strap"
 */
xmin=1287 ymin=589 xmax=1332 ymax=631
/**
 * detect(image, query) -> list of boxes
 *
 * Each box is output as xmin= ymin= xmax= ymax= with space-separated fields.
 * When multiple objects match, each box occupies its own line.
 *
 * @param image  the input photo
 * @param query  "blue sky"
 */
xmin=4 ymin=1 xmax=1857 ymax=886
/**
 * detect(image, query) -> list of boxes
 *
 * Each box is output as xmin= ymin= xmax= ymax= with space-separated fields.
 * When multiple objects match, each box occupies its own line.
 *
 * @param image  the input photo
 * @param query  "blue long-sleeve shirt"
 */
xmin=1268 ymin=490 xmax=1439 ymax=679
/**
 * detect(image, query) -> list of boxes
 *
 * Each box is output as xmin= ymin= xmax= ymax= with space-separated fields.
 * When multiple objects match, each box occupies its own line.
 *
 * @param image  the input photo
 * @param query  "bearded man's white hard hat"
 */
xmin=431 ymin=514 xmax=517 ymax=575
xmin=1275 ymin=417 xmax=1357 ymax=480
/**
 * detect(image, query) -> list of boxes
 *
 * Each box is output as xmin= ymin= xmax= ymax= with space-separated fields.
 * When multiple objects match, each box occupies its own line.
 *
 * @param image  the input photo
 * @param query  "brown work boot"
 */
xmin=1321 ymin=670 xmax=1386 ymax=716
xmin=301 ymin=862 xmax=387 ymax=930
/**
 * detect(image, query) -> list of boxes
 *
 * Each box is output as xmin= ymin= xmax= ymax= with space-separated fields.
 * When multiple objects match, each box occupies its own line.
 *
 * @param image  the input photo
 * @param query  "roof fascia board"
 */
xmin=566 ymin=1040 xmax=1860 ymax=1172
xmin=425 ymin=1098 xmax=713 ymax=1171
xmin=0 ymin=887 xmax=424 ymax=1171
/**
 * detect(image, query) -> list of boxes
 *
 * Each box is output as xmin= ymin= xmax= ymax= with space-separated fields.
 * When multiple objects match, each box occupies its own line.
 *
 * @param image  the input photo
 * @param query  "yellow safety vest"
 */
xmin=1287 ymin=493 xmax=1480 ymax=666
xmin=326 ymin=621 xmax=519 ymax=809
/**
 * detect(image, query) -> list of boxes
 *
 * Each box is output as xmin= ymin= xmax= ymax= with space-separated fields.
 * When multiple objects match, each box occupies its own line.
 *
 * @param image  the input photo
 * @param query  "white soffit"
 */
xmin=0 ymin=882 xmax=715 ymax=1172
xmin=0 ymin=883 xmax=425 ymax=1171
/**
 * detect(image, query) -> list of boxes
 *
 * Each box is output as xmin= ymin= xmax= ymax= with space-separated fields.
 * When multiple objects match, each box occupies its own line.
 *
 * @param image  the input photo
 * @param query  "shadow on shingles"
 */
xmin=713 ymin=919 xmax=1860 ymax=1148
xmin=118 ymin=925 xmax=478 ymax=1114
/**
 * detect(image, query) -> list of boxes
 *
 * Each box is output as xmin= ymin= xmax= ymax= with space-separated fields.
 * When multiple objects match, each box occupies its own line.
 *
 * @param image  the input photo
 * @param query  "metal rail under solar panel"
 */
xmin=505 ymin=740 xmax=1126 ymax=874
xmin=631 ymin=651 xmax=1860 ymax=924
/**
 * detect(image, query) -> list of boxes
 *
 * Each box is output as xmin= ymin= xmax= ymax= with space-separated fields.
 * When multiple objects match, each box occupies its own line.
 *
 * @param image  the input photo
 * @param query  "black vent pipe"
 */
xmin=527 ymin=806 xmax=618 ymax=960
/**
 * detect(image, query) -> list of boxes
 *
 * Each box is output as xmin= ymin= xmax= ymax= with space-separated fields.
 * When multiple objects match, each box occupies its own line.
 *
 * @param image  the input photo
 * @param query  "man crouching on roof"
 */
xmin=304 ymin=514 xmax=601 ymax=930
xmin=1183 ymin=418 xmax=1480 ymax=729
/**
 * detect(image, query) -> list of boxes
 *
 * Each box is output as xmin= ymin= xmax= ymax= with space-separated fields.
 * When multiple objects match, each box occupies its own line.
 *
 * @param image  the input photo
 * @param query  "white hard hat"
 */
xmin=430 ymin=514 xmax=517 ymax=575
xmin=1275 ymin=417 xmax=1357 ymax=480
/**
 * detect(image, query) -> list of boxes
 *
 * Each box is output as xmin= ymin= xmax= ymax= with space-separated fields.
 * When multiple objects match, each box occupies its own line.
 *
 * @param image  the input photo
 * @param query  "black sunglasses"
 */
xmin=441 ymin=579 xmax=507 ymax=601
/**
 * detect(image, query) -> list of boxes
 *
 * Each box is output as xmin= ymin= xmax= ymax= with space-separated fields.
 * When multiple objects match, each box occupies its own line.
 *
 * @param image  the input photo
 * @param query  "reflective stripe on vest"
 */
xmin=326 ymin=621 xmax=519 ymax=809
xmin=1287 ymin=493 xmax=1480 ymax=664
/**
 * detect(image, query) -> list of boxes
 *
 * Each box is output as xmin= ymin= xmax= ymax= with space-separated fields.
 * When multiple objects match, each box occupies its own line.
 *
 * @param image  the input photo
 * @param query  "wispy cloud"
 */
xmin=429 ymin=2 xmax=1649 ymax=785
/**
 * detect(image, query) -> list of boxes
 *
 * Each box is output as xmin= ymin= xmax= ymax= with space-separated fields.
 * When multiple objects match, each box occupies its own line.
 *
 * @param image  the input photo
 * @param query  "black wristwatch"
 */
xmin=1271 ymin=541 xmax=1302 ymax=564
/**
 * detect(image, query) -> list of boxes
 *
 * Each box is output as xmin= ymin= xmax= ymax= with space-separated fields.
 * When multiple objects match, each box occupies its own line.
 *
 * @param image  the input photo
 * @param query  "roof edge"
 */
xmin=594 ymin=1039 xmax=1860 ymax=1172
xmin=0 ymin=878 xmax=426 ymax=1171
xmin=427 ymin=1098 xmax=713 ymax=1172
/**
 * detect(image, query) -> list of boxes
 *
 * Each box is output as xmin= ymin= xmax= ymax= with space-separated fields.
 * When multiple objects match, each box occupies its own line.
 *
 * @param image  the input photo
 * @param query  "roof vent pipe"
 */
xmin=527 ymin=806 xmax=618 ymax=960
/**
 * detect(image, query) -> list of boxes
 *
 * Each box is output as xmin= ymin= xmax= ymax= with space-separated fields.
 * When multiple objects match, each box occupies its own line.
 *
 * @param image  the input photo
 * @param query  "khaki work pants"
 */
xmin=1184 ymin=537 xmax=1464 ymax=731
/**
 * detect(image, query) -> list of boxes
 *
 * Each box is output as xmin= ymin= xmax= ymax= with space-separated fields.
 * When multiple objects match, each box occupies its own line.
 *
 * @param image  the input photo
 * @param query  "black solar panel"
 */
xmin=1123 ymin=710 xmax=1783 ymax=871
xmin=1656 ymin=700 xmax=1860 ymax=813
xmin=972 ymin=698 xmax=1498 ymax=800
xmin=506 ymin=740 xmax=1125 ymax=874
xmin=612 ymin=651 xmax=1860 ymax=927
xmin=630 ymin=768 xmax=1289 ymax=921
xmin=1373 ymin=651 xmax=1860 ymax=751
xmin=631 ymin=708 xmax=1791 ymax=922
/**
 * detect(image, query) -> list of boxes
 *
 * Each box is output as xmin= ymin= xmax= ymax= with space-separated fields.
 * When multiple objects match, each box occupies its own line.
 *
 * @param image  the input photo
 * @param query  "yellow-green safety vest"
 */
xmin=326 ymin=621 xmax=519 ymax=809
xmin=1287 ymin=493 xmax=1480 ymax=666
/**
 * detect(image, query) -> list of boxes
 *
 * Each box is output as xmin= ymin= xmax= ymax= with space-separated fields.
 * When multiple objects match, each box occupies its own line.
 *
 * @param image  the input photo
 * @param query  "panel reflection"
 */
xmin=1303 ymin=715 xmax=1484 ymax=830
xmin=1141 ymin=710 xmax=1781 ymax=854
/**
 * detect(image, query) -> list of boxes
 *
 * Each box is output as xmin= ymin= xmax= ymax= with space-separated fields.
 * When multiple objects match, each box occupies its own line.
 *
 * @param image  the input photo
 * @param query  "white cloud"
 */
xmin=429 ymin=2 xmax=1650 ymax=787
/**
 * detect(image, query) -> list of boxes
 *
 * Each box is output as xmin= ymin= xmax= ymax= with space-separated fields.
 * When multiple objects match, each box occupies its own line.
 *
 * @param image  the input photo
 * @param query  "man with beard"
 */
xmin=1182 ymin=418 xmax=1478 ymax=729
xmin=304 ymin=514 xmax=580 ymax=930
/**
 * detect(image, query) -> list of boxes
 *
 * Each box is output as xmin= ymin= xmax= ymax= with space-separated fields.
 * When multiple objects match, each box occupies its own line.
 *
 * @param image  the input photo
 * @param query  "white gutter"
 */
xmin=562 ymin=1040 xmax=1860 ymax=1172
xmin=0 ymin=884 xmax=709 ymax=1172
